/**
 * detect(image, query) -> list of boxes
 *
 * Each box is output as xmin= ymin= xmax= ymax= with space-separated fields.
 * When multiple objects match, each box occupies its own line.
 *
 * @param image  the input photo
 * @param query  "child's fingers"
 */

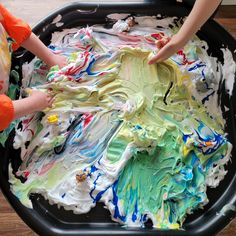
xmin=148 ymin=43 xmax=175 ymax=64
xmin=155 ymin=40 xmax=163 ymax=49
xmin=150 ymin=37 xmax=171 ymax=64
xmin=46 ymin=95 xmax=55 ymax=107
xmin=155 ymin=36 xmax=170 ymax=49
xmin=47 ymin=93 xmax=56 ymax=99
xmin=148 ymin=53 xmax=162 ymax=65
xmin=47 ymin=95 xmax=54 ymax=103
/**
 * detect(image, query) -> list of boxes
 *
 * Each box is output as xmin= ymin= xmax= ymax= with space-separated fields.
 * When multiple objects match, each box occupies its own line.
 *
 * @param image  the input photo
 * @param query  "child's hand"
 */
xmin=47 ymin=54 xmax=67 ymax=69
xmin=148 ymin=0 xmax=221 ymax=65
xmin=148 ymin=35 xmax=181 ymax=64
xmin=154 ymin=36 xmax=170 ymax=50
xmin=13 ymin=90 xmax=54 ymax=119
xmin=21 ymin=33 xmax=68 ymax=69
xmin=29 ymin=90 xmax=54 ymax=111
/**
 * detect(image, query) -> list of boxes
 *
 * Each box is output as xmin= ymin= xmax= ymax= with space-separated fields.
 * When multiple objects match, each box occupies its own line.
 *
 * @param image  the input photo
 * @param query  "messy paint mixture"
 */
xmin=7 ymin=15 xmax=235 ymax=229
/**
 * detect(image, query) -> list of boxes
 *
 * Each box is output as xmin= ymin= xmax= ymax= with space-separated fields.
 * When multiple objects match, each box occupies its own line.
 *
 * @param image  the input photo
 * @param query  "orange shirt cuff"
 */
xmin=0 ymin=4 xmax=32 ymax=51
xmin=0 ymin=94 xmax=14 ymax=131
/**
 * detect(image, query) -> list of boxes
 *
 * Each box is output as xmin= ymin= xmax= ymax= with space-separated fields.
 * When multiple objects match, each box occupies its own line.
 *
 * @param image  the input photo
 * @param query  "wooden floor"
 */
xmin=0 ymin=2 xmax=235 ymax=235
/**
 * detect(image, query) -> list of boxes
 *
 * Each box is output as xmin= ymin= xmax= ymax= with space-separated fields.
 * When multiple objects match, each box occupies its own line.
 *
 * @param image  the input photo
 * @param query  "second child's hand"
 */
xmin=148 ymin=0 xmax=221 ymax=64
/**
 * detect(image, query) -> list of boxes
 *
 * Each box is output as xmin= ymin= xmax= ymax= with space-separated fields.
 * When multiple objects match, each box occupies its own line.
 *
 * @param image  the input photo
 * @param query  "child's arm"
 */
xmin=13 ymin=90 xmax=54 ymax=119
xmin=21 ymin=32 xmax=67 ymax=69
xmin=0 ymin=91 xmax=53 ymax=131
xmin=0 ymin=4 xmax=66 ymax=68
xmin=148 ymin=0 xmax=221 ymax=64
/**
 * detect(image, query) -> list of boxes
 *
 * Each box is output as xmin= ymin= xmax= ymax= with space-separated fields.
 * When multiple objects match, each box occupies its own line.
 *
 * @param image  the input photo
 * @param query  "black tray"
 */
xmin=0 ymin=1 xmax=236 ymax=235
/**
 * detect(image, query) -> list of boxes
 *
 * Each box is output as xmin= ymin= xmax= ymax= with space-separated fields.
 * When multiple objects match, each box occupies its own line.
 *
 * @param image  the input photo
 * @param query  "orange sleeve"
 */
xmin=0 ymin=4 xmax=32 ymax=51
xmin=0 ymin=94 xmax=14 ymax=131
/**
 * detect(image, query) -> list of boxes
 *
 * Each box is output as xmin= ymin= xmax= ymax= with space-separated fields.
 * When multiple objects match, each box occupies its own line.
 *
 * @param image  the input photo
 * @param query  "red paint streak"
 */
xmin=85 ymin=45 xmax=90 ymax=51
xmin=177 ymin=50 xmax=195 ymax=65
xmin=28 ymin=129 xmax=35 ymax=136
xmin=65 ymin=52 xmax=89 ymax=75
xmin=23 ymin=171 xmax=30 ymax=178
xmin=74 ymin=43 xmax=91 ymax=51
xmin=40 ymin=65 xmax=48 ymax=70
xmin=145 ymin=38 xmax=155 ymax=43
xmin=22 ymin=116 xmax=35 ymax=136
xmin=151 ymin=32 xmax=165 ymax=40
xmin=36 ymin=69 xmax=47 ymax=76
xmin=83 ymin=113 xmax=93 ymax=127
xmin=22 ymin=116 xmax=34 ymax=125
xmin=76 ymin=78 xmax=82 ymax=82
xmin=86 ymin=30 xmax=91 ymax=37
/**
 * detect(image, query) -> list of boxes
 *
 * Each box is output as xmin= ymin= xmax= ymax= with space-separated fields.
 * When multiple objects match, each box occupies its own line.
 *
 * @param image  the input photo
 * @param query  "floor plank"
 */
xmin=215 ymin=5 xmax=236 ymax=18
xmin=0 ymin=191 xmax=36 ymax=236
xmin=0 ymin=192 xmax=15 ymax=214
xmin=0 ymin=213 xmax=36 ymax=236
xmin=215 ymin=18 xmax=236 ymax=38
xmin=0 ymin=2 xmax=235 ymax=236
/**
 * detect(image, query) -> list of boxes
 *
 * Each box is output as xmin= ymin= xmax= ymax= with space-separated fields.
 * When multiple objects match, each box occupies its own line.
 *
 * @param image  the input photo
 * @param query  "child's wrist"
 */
xmin=44 ymin=52 xmax=56 ymax=67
